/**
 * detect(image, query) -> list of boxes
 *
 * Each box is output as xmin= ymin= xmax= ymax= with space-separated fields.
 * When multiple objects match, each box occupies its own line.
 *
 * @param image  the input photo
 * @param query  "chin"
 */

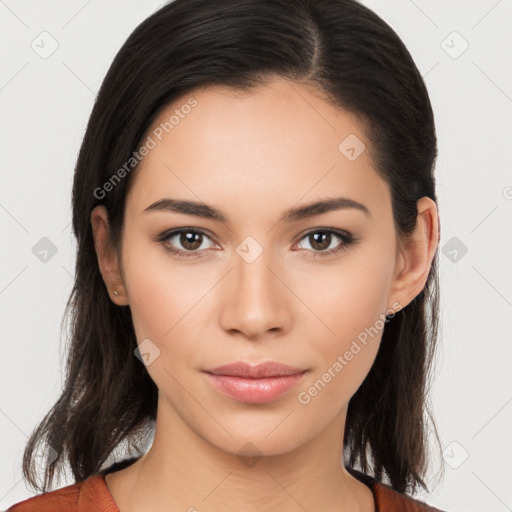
xmin=199 ymin=421 xmax=313 ymax=460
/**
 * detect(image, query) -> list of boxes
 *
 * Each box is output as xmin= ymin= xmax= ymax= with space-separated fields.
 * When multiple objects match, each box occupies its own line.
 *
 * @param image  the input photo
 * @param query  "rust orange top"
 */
xmin=7 ymin=464 xmax=447 ymax=511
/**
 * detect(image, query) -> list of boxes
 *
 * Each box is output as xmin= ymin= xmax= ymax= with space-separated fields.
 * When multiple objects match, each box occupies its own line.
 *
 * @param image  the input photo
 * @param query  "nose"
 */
xmin=218 ymin=246 xmax=292 ymax=341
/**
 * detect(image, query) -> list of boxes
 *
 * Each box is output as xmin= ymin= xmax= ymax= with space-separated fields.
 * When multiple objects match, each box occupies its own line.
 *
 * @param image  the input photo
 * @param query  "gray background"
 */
xmin=1 ymin=1 xmax=511 ymax=511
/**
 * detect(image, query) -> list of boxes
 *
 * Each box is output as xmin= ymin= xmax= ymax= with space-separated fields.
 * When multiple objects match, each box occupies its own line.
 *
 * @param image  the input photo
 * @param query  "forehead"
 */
xmin=126 ymin=78 xmax=391 ymax=223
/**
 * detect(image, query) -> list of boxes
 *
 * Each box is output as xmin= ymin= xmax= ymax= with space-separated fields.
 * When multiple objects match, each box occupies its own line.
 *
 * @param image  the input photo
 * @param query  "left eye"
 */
xmin=296 ymin=230 xmax=349 ymax=253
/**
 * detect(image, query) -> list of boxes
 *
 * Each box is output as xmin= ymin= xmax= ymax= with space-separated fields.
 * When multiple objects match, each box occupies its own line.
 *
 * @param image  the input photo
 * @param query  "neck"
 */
xmin=105 ymin=397 xmax=374 ymax=512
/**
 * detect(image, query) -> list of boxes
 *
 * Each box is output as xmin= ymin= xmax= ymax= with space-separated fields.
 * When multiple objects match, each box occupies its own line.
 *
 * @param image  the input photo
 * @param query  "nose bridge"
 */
xmin=234 ymin=238 xmax=281 ymax=305
xmin=220 ymin=236 xmax=289 ymax=337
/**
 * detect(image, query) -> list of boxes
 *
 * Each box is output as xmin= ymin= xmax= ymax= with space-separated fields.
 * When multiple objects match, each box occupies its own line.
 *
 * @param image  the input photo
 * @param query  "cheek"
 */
xmin=300 ymin=244 xmax=394 ymax=347
xmin=121 ymin=237 xmax=216 ymax=362
xmin=293 ymin=239 xmax=394 ymax=401
xmin=294 ymin=266 xmax=389 ymax=417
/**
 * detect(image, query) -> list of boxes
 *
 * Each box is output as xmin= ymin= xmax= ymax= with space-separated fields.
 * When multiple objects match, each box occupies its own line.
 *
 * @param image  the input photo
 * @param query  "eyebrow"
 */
xmin=143 ymin=196 xmax=371 ymax=223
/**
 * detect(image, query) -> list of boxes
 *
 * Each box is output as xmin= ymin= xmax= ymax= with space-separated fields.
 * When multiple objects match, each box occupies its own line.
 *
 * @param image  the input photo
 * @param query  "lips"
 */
xmin=203 ymin=361 xmax=308 ymax=404
xmin=204 ymin=361 xmax=305 ymax=378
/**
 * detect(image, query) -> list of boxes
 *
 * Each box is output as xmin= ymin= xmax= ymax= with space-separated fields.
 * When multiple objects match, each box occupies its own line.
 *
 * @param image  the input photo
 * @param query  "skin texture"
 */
xmin=91 ymin=78 xmax=439 ymax=512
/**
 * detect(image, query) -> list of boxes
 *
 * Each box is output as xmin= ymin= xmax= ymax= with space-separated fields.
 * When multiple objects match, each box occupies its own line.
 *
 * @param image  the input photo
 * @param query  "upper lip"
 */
xmin=204 ymin=361 xmax=306 ymax=378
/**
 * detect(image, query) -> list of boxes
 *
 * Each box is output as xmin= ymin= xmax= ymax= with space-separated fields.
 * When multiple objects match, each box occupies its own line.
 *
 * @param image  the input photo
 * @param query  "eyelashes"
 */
xmin=156 ymin=227 xmax=360 ymax=260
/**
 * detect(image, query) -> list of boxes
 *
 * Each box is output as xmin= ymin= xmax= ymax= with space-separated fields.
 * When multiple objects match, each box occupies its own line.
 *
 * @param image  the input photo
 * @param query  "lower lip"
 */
xmin=204 ymin=372 xmax=307 ymax=404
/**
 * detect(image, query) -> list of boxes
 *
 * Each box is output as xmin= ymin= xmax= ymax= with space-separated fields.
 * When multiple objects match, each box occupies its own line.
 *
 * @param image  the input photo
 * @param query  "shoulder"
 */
xmin=6 ymin=479 xmax=83 ymax=512
xmin=348 ymin=468 xmax=448 ymax=512
xmin=372 ymin=480 xmax=447 ymax=511
xmin=6 ymin=473 xmax=118 ymax=512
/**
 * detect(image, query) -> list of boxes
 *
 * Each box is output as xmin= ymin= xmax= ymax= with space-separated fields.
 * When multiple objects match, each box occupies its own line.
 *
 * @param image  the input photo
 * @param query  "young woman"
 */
xmin=8 ymin=0 xmax=448 ymax=510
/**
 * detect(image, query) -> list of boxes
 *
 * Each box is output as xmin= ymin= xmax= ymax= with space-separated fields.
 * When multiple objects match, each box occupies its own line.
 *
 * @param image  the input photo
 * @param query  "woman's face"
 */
xmin=105 ymin=78 xmax=406 ymax=456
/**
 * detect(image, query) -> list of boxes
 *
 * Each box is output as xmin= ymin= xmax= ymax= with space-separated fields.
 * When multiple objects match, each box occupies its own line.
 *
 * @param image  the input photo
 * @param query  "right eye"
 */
xmin=156 ymin=228 xmax=219 ymax=258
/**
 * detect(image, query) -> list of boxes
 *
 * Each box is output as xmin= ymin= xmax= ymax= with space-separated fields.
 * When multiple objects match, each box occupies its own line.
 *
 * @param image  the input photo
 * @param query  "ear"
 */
xmin=388 ymin=197 xmax=439 ymax=311
xmin=90 ymin=205 xmax=129 ymax=306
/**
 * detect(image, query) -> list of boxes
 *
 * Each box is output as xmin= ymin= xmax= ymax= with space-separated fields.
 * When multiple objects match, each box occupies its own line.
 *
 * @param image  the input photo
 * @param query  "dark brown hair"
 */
xmin=22 ymin=0 xmax=444 ymax=496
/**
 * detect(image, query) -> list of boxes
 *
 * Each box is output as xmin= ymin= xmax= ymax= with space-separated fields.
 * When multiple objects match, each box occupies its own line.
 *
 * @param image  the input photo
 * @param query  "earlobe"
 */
xmin=90 ymin=205 xmax=129 ymax=306
xmin=388 ymin=197 xmax=439 ymax=310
